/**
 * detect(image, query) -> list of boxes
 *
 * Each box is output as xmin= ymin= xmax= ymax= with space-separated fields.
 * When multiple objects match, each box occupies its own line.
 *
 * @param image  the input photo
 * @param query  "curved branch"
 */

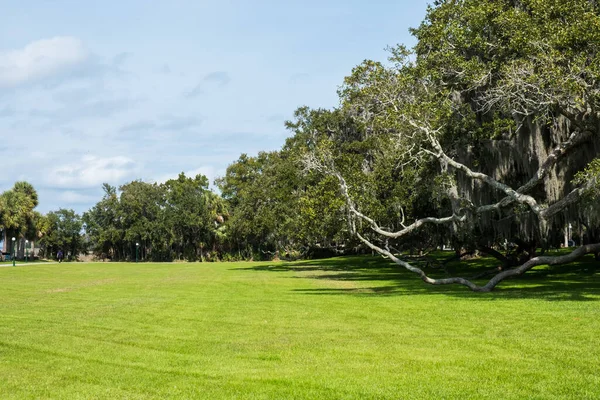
xmin=356 ymin=230 xmax=600 ymax=292
xmin=355 ymin=231 xmax=482 ymax=291
xmin=476 ymin=130 xmax=591 ymax=215
xmin=332 ymin=169 xmax=465 ymax=239
xmin=408 ymin=121 xmax=544 ymax=216
xmin=540 ymin=186 xmax=585 ymax=219
xmin=479 ymin=243 xmax=600 ymax=291
xmin=431 ymin=138 xmax=544 ymax=215
xmin=419 ymin=122 xmax=593 ymax=222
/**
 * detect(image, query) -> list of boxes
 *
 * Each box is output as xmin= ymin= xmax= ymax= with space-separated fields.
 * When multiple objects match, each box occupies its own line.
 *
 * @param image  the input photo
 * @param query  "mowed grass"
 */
xmin=1 ymin=255 xmax=599 ymax=399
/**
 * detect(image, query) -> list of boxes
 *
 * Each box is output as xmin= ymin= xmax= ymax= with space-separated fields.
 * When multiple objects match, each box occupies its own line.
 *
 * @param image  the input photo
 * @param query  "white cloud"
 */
xmin=152 ymin=166 xmax=222 ymax=187
xmin=46 ymin=155 xmax=140 ymax=188
xmin=203 ymin=71 xmax=230 ymax=87
xmin=184 ymin=71 xmax=231 ymax=98
xmin=57 ymin=190 xmax=99 ymax=204
xmin=0 ymin=37 xmax=90 ymax=88
xmin=187 ymin=166 xmax=218 ymax=182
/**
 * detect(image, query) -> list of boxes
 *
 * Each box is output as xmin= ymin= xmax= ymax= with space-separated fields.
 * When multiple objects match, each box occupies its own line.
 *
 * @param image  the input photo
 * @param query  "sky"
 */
xmin=0 ymin=0 xmax=430 ymax=214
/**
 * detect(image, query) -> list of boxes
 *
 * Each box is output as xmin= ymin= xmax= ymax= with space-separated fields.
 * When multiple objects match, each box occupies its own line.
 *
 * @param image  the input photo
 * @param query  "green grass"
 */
xmin=1 ymin=255 xmax=599 ymax=399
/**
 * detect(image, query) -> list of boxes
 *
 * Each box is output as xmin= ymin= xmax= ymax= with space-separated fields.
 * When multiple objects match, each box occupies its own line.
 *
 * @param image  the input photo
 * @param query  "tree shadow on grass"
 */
xmin=233 ymin=255 xmax=600 ymax=301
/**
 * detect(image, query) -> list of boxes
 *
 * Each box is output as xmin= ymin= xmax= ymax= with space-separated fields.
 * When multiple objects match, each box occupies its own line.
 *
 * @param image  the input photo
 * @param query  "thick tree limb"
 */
xmin=411 ymin=119 xmax=594 ymax=224
xmin=517 ymin=130 xmax=590 ymax=194
xmin=355 ymin=231 xmax=483 ymax=291
xmin=356 ymin=230 xmax=600 ymax=292
xmin=476 ymin=130 xmax=591 ymax=215
xmin=478 ymin=243 xmax=600 ymax=291
xmin=540 ymin=185 xmax=586 ymax=219
xmin=331 ymin=169 xmax=466 ymax=239
xmin=408 ymin=121 xmax=545 ymax=216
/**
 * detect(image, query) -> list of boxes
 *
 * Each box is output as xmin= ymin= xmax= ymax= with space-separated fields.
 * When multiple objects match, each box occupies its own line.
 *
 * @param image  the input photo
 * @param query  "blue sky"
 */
xmin=0 ymin=0 xmax=430 ymax=214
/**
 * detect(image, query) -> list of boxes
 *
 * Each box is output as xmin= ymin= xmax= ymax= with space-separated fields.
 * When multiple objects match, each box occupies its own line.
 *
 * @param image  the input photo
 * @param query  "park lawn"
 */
xmin=0 ymin=256 xmax=599 ymax=399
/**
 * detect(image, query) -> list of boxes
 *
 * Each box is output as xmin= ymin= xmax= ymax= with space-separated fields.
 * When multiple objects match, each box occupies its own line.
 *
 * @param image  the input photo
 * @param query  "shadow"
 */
xmin=232 ymin=254 xmax=600 ymax=301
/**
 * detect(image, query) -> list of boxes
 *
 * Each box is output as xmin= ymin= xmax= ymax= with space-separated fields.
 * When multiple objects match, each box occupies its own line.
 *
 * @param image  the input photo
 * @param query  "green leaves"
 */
xmin=573 ymin=158 xmax=600 ymax=200
xmin=0 ymin=182 xmax=39 ymax=240
xmin=38 ymin=209 xmax=84 ymax=259
xmin=82 ymin=173 xmax=225 ymax=261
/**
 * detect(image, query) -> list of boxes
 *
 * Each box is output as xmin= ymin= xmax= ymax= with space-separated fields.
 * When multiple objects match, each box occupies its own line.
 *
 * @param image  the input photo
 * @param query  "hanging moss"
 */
xmin=451 ymin=113 xmax=600 ymax=245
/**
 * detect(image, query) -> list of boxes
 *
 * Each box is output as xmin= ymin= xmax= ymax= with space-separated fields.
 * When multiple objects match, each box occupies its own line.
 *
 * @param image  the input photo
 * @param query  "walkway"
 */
xmin=0 ymin=262 xmax=59 ymax=268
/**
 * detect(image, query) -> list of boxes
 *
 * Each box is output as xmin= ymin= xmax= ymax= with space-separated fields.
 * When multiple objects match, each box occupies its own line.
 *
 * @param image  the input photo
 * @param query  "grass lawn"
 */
xmin=1 ymin=255 xmax=599 ymax=399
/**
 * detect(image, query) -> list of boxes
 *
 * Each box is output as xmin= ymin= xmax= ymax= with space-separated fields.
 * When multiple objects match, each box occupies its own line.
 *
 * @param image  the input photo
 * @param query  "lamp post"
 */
xmin=25 ymin=240 xmax=29 ymax=263
xmin=568 ymin=223 xmax=573 ymax=246
xmin=11 ymin=237 xmax=16 ymax=267
xmin=136 ymin=242 xmax=139 ymax=263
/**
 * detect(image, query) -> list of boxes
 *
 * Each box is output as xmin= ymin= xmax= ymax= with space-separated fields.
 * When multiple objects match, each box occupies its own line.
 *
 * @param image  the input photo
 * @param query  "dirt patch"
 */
xmin=45 ymin=288 xmax=72 ymax=293
xmin=45 ymin=278 xmax=116 ymax=294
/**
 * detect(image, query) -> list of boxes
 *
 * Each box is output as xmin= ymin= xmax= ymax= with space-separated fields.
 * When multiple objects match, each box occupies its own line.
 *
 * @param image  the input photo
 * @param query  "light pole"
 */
xmin=136 ymin=242 xmax=139 ymax=263
xmin=568 ymin=223 xmax=573 ymax=246
xmin=25 ymin=240 xmax=29 ymax=263
xmin=11 ymin=237 xmax=16 ymax=267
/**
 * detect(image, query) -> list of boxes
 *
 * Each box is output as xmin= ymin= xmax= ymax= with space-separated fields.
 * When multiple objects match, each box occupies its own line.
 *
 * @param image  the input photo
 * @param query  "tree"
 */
xmin=119 ymin=180 xmax=167 ymax=261
xmin=83 ymin=184 xmax=124 ymax=260
xmin=0 ymin=182 xmax=39 ymax=257
xmin=304 ymin=0 xmax=600 ymax=291
xmin=38 ymin=209 xmax=85 ymax=260
xmin=217 ymin=151 xmax=302 ymax=258
xmin=163 ymin=173 xmax=225 ymax=261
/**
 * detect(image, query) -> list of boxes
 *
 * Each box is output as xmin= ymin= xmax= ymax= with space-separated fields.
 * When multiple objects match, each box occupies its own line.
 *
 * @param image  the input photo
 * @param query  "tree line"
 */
xmin=2 ymin=0 xmax=599 ymax=291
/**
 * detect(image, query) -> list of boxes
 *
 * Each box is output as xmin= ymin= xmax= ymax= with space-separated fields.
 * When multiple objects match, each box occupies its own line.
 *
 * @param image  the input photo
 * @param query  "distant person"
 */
xmin=57 ymin=250 xmax=64 ymax=263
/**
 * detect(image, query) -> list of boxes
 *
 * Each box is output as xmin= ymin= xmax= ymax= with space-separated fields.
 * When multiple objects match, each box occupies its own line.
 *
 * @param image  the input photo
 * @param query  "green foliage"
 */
xmin=38 ymin=209 xmax=85 ymax=260
xmin=0 ymin=182 xmax=39 ymax=248
xmin=574 ymin=158 xmax=600 ymax=200
xmin=83 ymin=174 xmax=226 ymax=261
xmin=217 ymin=150 xmax=312 ymax=257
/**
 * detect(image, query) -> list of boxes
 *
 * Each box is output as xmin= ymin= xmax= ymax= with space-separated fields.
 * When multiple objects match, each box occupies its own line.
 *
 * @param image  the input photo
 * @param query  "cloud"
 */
xmin=57 ymin=190 xmax=99 ymax=204
xmin=0 ymin=105 xmax=15 ymax=117
xmin=0 ymin=37 xmax=90 ymax=88
xmin=112 ymin=52 xmax=133 ymax=66
xmin=30 ymin=96 xmax=141 ymax=124
xmin=46 ymin=155 xmax=140 ymax=188
xmin=120 ymin=120 xmax=156 ymax=133
xmin=158 ymin=64 xmax=171 ymax=74
xmin=160 ymin=115 xmax=202 ymax=131
xmin=153 ymin=165 xmax=223 ymax=188
xmin=184 ymin=71 xmax=230 ymax=98
xmin=52 ymin=87 xmax=95 ymax=105
xmin=185 ymin=83 xmax=204 ymax=98
xmin=119 ymin=115 xmax=201 ymax=134
xmin=203 ymin=71 xmax=230 ymax=87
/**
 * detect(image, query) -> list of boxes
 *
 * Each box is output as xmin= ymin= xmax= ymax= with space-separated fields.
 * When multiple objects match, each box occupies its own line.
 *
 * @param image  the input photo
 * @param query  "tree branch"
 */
xmin=407 ymin=120 xmax=545 ymax=216
xmin=476 ymin=129 xmax=591 ymax=215
xmin=356 ymin=229 xmax=600 ymax=292
xmin=330 ymin=168 xmax=466 ymax=239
